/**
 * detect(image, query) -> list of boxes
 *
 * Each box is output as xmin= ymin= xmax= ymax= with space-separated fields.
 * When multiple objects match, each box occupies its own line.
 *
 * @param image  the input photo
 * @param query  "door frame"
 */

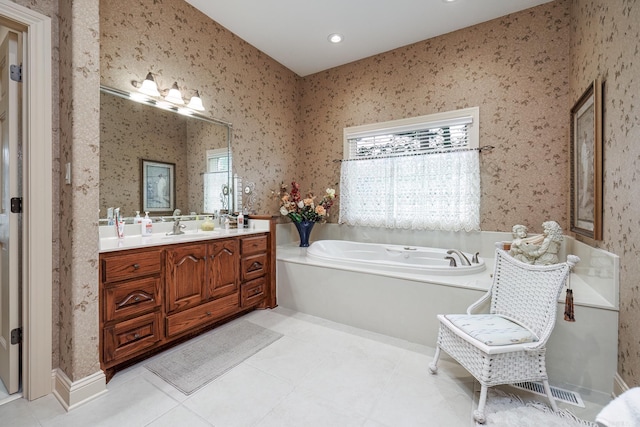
xmin=0 ymin=1 xmax=52 ymax=401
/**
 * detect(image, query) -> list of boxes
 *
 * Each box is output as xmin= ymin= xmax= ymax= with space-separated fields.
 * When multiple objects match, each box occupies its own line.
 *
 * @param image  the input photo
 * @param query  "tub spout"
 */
xmin=446 ymin=249 xmax=471 ymax=266
xmin=472 ymin=252 xmax=480 ymax=264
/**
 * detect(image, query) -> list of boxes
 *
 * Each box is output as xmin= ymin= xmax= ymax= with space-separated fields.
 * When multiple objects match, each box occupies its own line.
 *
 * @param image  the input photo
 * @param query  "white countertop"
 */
xmin=100 ymin=219 xmax=271 ymax=253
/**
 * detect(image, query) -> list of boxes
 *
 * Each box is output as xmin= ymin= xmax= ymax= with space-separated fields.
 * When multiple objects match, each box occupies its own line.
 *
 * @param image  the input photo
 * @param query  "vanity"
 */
xmin=99 ymin=216 xmax=277 ymax=381
xmin=99 ymin=84 xmax=273 ymax=380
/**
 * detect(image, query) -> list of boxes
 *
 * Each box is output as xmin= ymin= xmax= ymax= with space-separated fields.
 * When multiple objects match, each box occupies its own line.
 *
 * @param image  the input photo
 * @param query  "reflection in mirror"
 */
xmin=99 ymin=86 xmax=233 ymax=219
xmin=243 ymin=181 xmax=256 ymax=213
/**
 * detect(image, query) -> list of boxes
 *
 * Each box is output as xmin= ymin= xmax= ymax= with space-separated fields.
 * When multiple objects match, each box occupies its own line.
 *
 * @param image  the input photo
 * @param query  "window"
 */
xmin=203 ymin=148 xmax=229 ymax=213
xmin=339 ymin=107 xmax=481 ymax=231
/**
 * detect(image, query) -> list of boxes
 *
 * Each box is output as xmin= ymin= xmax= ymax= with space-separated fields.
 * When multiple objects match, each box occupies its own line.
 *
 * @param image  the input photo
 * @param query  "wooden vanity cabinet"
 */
xmin=165 ymin=238 xmax=240 ymax=338
xmin=99 ymin=218 xmax=277 ymax=380
xmin=207 ymin=239 xmax=240 ymax=300
xmin=240 ymin=235 xmax=268 ymax=308
xmin=165 ymin=243 xmax=208 ymax=313
xmin=100 ymin=247 xmax=164 ymax=369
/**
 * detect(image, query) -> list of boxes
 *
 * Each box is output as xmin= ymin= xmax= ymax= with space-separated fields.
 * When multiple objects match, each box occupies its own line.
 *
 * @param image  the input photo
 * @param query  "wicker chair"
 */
xmin=428 ymin=248 xmax=579 ymax=424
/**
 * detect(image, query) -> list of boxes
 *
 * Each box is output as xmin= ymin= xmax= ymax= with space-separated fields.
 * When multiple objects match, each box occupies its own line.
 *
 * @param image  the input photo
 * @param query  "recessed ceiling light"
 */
xmin=442 ymin=0 xmax=457 ymax=2
xmin=328 ymin=33 xmax=344 ymax=44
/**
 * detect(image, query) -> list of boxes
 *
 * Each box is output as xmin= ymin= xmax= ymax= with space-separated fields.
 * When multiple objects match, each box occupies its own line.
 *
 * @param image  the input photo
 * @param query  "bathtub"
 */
xmin=307 ymin=240 xmax=486 ymax=276
xmin=276 ymin=226 xmax=619 ymax=395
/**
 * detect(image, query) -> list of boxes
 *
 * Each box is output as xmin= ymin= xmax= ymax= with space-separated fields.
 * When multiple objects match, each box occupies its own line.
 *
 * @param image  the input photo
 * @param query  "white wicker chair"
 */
xmin=428 ymin=248 xmax=579 ymax=424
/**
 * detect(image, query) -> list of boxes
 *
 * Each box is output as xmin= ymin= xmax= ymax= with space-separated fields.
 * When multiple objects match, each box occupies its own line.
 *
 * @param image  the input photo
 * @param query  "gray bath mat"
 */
xmin=145 ymin=320 xmax=282 ymax=395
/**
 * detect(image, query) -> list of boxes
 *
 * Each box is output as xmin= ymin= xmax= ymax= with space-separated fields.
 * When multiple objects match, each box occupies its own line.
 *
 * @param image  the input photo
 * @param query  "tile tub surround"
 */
xmin=276 ymin=223 xmax=619 ymax=395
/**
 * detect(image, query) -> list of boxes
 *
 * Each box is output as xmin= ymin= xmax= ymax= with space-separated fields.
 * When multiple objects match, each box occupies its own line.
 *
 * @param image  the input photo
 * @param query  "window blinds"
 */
xmin=346 ymin=115 xmax=473 ymax=160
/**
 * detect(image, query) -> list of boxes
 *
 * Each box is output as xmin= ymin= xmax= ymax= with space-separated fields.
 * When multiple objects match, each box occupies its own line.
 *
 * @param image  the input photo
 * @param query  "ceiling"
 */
xmin=185 ymin=0 xmax=554 ymax=77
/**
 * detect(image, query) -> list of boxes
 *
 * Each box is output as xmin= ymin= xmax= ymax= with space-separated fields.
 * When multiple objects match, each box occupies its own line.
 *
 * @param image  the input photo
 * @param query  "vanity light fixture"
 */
xmin=328 ymin=33 xmax=344 ymax=44
xmin=131 ymin=72 xmax=206 ymax=112
xmin=138 ymin=72 xmax=161 ymax=97
xmin=164 ymin=82 xmax=185 ymax=105
xmin=186 ymin=90 xmax=205 ymax=111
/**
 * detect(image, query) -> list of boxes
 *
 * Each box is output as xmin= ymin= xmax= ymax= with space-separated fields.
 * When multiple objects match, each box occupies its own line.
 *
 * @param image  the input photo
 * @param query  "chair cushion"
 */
xmin=445 ymin=314 xmax=539 ymax=346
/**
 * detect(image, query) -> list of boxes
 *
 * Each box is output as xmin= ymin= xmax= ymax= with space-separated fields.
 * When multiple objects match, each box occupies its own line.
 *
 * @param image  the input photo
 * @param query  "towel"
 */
xmin=595 ymin=387 xmax=640 ymax=427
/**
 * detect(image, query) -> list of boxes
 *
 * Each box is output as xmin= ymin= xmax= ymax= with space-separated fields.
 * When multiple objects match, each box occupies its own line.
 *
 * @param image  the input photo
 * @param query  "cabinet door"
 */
xmin=207 ymin=239 xmax=239 ymax=300
xmin=166 ymin=244 xmax=207 ymax=313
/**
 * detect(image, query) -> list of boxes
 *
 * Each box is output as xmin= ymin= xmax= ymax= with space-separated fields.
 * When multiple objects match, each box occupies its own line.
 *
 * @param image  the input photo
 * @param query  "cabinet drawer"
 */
xmin=103 ymin=311 xmax=163 ymax=364
xmin=241 ymin=277 xmax=265 ymax=308
xmin=166 ymin=293 xmax=239 ymax=338
xmin=102 ymin=250 xmax=162 ymax=283
xmin=241 ymin=235 xmax=267 ymax=256
xmin=241 ymin=253 xmax=267 ymax=282
xmin=104 ymin=277 xmax=161 ymax=322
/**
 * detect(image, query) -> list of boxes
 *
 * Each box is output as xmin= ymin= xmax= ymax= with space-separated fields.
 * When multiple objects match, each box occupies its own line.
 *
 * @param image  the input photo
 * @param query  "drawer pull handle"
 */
xmin=117 ymin=292 xmax=153 ymax=309
xmin=247 ymin=262 xmax=263 ymax=272
xmin=206 ymin=311 xmax=212 ymax=316
xmin=134 ymin=333 xmax=140 ymax=339
xmin=132 ymin=264 xmax=140 ymax=270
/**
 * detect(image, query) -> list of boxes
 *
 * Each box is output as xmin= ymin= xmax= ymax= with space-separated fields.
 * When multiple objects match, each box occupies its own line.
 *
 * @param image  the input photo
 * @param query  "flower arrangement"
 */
xmin=276 ymin=181 xmax=336 ymax=223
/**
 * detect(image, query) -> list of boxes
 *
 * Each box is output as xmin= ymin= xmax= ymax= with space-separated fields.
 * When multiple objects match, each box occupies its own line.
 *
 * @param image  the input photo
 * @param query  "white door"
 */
xmin=0 ymin=30 xmax=20 ymax=395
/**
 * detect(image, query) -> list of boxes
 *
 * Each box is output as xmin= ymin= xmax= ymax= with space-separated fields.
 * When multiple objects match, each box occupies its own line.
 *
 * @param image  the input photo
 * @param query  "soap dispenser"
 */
xmin=134 ymin=211 xmax=142 ymax=224
xmin=142 ymin=211 xmax=153 ymax=236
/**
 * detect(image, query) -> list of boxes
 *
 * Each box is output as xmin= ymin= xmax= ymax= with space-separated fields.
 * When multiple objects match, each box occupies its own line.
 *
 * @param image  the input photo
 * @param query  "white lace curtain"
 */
xmin=338 ymin=150 xmax=480 ymax=231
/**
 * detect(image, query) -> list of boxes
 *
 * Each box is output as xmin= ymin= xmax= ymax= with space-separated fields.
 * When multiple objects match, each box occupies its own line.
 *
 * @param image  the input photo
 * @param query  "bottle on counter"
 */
xmin=142 ymin=211 xmax=153 ymax=236
xmin=237 ymin=211 xmax=244 ymax=228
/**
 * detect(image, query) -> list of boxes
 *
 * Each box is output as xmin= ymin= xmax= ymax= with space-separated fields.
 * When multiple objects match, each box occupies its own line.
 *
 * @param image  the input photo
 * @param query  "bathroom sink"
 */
xmin=162 ymin=231 xmax=205 ymax=240
xmin=161 ymin=230 xmax=219 ymax=240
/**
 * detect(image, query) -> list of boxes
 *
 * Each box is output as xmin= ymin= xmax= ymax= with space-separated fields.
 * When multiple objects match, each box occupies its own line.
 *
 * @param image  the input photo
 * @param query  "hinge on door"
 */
xmin=10 ymin=197 xmax=22 ymax=213
xmin=10 ymin=328 xmax=22 ymax=345
xmin=10 ymin=64 xmax=22 ymax=82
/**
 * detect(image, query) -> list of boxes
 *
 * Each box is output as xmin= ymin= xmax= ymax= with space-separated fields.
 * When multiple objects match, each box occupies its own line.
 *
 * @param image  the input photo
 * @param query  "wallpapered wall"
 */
xmin=100 ymin=0 xmax=301 ymax=218
xmin=100 ymin=92 xmax=190 ymax=216
xmin=569 ymin=0 xmax=640 ymax=388
xmin=299 ymin=1 xmax=571 ymax=235
xmin=12 ymin=0 xmax=639 ymax=389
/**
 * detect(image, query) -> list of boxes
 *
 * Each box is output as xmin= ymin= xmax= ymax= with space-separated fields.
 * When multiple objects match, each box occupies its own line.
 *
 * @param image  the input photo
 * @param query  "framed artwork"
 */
xmin=141 ymin=159 xmax=175 ymax=214
xmin=570 ymin=79 xmax=603 ymax=240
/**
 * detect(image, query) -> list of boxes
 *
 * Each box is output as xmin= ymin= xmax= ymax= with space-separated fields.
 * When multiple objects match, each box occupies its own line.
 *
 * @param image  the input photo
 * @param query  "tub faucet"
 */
xmin=445 ymin=256 xmax=457 ymax=267
xmin=446 ymin=249 xmax=471 ymax=266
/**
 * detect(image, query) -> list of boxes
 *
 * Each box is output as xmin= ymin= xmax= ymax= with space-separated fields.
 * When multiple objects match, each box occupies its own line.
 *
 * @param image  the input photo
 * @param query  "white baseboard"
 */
xmin=52 ymin=368 xmax=107 ymax=411
xmin=613 ymin=372 xmax=630 ymax=398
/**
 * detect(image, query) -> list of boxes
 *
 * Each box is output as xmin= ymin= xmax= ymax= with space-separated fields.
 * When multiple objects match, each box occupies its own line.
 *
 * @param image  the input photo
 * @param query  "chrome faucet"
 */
xmin=446 ymin=249 xmax=471 ymax=266
xmin=445 ymin=256 xmax=457 ymax=267
xmin=167 ymin=218 xmax=187 ymax=235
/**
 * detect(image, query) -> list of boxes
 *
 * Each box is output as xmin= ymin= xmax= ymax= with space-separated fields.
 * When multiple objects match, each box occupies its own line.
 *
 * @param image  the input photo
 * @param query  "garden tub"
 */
xmin=306 ymin=239 xmax=486 ymax=276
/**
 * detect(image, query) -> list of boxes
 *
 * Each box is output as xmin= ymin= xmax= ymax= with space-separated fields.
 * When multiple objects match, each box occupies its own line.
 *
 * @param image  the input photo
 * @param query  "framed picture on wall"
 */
xmin=570 ymin=78 xmax=603 ymax=240
xmin=141 ymin=159 xmax=175 ymax=214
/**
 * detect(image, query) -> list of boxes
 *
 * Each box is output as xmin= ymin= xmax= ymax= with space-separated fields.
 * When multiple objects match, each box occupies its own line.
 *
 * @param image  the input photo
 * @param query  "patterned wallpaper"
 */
xmin=570 ymin=0 xmax=640 ymax=388
xmin=100 ymin=91 xmax=190 ymax=216
xmin=299 ymin=1 xmax=571 ymax=234
xmin=13 ymin=0 xmax=638 ymax=390
xmin=58 ymin=0 xmax=101 ymax=381
xmin=100 ymin=0 xmax=301 ymax=217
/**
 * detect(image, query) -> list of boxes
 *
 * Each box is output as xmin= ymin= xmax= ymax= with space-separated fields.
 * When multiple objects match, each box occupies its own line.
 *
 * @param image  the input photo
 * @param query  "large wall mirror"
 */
xmin=100 ymin=86 xmax=235 ymax=219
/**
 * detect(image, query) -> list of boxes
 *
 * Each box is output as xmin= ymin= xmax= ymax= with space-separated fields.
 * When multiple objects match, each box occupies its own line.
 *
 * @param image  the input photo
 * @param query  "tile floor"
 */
xmin=0 ymin=307 xmax=609 ymax=426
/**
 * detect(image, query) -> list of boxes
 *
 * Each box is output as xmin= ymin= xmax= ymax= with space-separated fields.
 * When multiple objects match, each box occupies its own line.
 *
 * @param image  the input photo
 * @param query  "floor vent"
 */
xmin=509 ymin=382 xmax=585 ymax=407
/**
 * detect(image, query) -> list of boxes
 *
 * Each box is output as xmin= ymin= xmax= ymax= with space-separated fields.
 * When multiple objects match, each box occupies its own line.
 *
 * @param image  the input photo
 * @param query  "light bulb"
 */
xmin=165 ymin=82 xmax=184 ymax=105
xmin=138 ymin=72 xmax=160 ymax=97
